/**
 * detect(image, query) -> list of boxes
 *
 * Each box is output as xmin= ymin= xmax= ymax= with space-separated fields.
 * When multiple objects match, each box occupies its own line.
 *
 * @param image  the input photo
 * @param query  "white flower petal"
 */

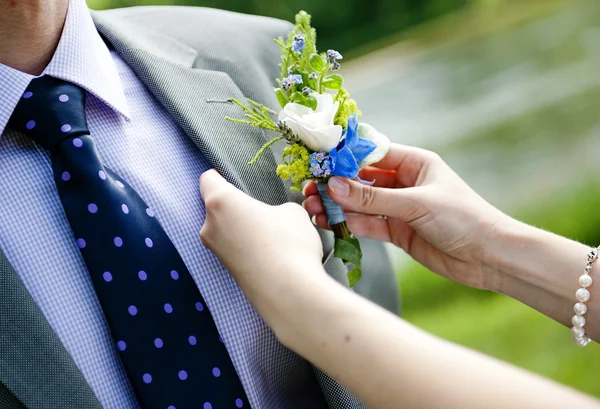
xmin=279 ymin=94 xmax=343 ymax=152
xmin=279 ymin=102 xmax=311 ymax=120
xmin=358 ymin=123 xmax=390 ymax=166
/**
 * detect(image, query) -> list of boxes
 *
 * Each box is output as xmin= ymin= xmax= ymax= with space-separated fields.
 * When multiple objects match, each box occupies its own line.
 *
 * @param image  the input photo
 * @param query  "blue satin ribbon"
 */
xmin=317 ymin=182 xmax=346 ymax=225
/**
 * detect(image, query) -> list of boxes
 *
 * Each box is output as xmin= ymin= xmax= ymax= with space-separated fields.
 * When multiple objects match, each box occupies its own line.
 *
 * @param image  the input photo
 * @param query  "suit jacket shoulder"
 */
xmin=94 ymin=6 xmax=293 ymax=99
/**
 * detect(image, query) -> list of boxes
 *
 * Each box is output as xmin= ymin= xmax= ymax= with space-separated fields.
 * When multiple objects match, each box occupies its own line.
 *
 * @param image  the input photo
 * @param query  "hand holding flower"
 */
xmin=303 ymin=143 xmax=510 ymax=290
xmin=226 ymin=10 xmax=390 ymax=286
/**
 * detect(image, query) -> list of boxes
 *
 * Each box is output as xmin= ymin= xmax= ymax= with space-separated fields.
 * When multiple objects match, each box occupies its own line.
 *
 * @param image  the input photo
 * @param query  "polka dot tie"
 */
xmin=8 ymin=76 xmax=249 ymax=409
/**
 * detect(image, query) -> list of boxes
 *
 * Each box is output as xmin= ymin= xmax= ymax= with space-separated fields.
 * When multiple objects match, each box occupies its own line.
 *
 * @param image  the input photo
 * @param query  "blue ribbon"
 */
xmin=317 ymin=182 xmax=346 ymax=225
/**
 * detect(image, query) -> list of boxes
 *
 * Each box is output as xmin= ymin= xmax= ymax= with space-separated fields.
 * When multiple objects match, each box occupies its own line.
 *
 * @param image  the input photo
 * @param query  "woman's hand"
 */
xmin=198 ymin=167 xmax=600 ymax=409
xmin=199 ymin=170 xmax=328 ymax=321
xmin=303 ymin=143 xmax=512 ymax=290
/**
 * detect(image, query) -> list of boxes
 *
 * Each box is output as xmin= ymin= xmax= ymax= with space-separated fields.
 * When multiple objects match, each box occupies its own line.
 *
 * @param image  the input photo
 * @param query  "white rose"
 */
xmin=358 ymin=123 xmax=390 ymax=166
xmin=279 ymin=93 xmax=343 ymax=152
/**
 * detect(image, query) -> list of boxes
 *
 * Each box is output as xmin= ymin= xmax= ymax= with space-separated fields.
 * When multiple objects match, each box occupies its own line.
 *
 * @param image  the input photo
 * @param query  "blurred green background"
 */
xmin=89 ymin=0 xmax=600 ymax=398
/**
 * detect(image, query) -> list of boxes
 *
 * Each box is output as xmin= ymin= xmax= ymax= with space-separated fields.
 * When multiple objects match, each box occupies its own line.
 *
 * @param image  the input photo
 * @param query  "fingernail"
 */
xmin=328 ymin=177 xmax=349 ymax=197
xmin=311 ymin=215 xmax=317 ymax=225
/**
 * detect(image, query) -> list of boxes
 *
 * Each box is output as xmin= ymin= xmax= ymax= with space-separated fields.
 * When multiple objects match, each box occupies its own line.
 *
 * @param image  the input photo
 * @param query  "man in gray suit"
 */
xmin=0 ymin=1 xmax=398 ymax=408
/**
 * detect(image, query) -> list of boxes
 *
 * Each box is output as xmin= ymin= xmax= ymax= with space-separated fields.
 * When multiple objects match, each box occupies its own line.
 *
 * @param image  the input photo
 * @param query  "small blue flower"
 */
xmin=322 ymin=157 xmax=332 ymax=171
xmin=327 ymin=49 xmax=343 ymax=64
xmin=310 ymin=151 xmax=326 ymax=163
xmin=329 ymin=114 xmax=376 ymax=178
xmin=292 ymin=35 xmax=306 ymax=53
xmin=281 ymin=74 xmax=303 ymax=91
xmin=310 ymin=160 xmax=324 ymax=177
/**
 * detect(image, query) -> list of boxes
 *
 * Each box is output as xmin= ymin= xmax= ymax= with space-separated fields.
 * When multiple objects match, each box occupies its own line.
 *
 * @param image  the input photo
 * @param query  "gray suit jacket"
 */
xmin=0 ymin=6 xmax=398 ymax=409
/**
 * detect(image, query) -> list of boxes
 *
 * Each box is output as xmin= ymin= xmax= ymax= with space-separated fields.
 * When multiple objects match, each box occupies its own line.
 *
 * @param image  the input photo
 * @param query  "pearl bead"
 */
xmin=573 ymin=335 xmax=590 ymax=347
xmin=571 ymin=325 xmax=585 ymax=338
xmin=579 ymin=274 xmax=593 ymax=288
xmin=574 ymin=302 xmax=588 ymax=315
xmin=576 ymin=288 xmax=591 ymax=302
xmin=572 ymin=314 xmax=586 ymax=327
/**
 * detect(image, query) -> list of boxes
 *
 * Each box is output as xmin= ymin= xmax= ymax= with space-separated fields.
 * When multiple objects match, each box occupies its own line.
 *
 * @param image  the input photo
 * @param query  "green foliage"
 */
xmin=290 ymin=92 xmax=318 ymax=110
xmin=272 ymin=11 xmax=361 ymax=134
xmin=334 ymin=89 xmax=361 ymax=128
xmin=274 ymin=88 xmax=289 ymax=108
xmin=294 ymin=11 xmax=317 ymax=66
xmin=278 ymin=12 xmax=336 ymax=111
xmin=334 ymin=235 xmax=363 ymax=287
xmin=276 ymin=144 xmax=312 ymax=191
xmin=322 ymin=74 xmax=343 ymax=90
xmin=309 ymin=53 xmax=327 ymax=73
xmin=248 ymin=136 xmax=286 ymax=165
xmin=226 ymin=98 xmax=278 ymax=132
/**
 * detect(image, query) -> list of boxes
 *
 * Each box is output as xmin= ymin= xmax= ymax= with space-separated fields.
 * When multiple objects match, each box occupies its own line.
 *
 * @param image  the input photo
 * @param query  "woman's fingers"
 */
xmin=371 ymin=144 xmax=443 ymax=188
xmin=345 ymin=215 xmax=392 ymax=242
xmin=303 ymin=194 xmax=326 ymax=215
xmin=356 ymin=167 xmax=399 ymax=188
xmin=304 ymin=194 xmax=355 ymax=215
xmin=304 ymin=168 xmax=399 ymax=199
xmin=303 ymin=167 xmax=400 ymax=216
xmin=314 ymin=213 xmax=415 ymax=244
xmin=303 ymin=181 xmax=319 ymax=197
xmin=304 ymin=143 xmax=441 ymax=199
xmin=371 ymin=143 xmax=427 ymax=170
xmin=327 ymin=177 xmax=426 ymax=221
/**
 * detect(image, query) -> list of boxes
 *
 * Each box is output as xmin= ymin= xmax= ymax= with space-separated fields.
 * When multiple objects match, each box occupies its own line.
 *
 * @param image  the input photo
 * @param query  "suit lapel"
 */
xmin=0 ymin=251 xmax=102 ymax=409
xmin=93 ymin=11 xmax=289 ymax=206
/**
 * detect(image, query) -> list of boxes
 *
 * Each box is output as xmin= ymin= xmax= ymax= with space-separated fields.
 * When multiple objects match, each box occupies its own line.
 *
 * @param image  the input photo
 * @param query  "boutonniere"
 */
xmin=227 ymin=11 xmax=390 ymax=287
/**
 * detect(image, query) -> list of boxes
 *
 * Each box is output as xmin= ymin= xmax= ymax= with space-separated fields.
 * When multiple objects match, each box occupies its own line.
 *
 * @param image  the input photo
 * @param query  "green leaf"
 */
xmin=347 ymin=266 xmax=363 ymax=288
xmin=322 ymin=74 xmax=343 ymax=90
xmin=306 ymin=95 xmax=318 ymax=110
xmin=309 ymin=53 xmax=327 ymax=73
xmin=335 ymin=237 xmax=362 ymax=265
xmin=290 ymin=92 xmax=308 ymax=104
xmin=289 ymin=92 xmax=317 ymax=111
xmin=334 ymin=236 xmax=363 ymax=287
xmin=274 ymin=88 xmax=289 ymax=108
xmin=297 ymin=70 xmax=311 ymax=86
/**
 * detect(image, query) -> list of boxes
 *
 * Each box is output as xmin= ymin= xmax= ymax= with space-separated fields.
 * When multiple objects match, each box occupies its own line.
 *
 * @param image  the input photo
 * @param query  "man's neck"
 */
xmin=0 ymin=0 xmax=69 ymax=75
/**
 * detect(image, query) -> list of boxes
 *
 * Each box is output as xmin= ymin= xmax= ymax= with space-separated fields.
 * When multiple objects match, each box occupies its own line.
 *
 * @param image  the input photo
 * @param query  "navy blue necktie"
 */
xmin=9 ymin=76 xmax=249 ymax=409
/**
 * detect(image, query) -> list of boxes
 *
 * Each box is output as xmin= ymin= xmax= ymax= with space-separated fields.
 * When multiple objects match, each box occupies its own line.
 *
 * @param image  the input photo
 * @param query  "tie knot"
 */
xmin=8 ymin=76 xmax=89 ymax=150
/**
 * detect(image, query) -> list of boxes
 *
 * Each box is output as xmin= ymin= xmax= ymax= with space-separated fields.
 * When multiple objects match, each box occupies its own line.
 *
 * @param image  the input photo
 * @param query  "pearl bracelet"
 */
xmin=571 ymin=247 xmax=597 ymax=347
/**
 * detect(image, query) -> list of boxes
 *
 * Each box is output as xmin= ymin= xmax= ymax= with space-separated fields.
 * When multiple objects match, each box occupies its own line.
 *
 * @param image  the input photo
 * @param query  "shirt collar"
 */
xmin=0 ymin=0 xmax=131 ymax=135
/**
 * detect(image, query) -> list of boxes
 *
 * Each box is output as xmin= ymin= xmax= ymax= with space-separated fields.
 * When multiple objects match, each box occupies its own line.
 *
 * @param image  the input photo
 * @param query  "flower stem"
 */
xmin=331 ymin=221 xmax=352 ymax=239
xmin=318 ymin=63 xmax=331 ymax=93
xmin=248 ymin=135 xmax=286 ymax=165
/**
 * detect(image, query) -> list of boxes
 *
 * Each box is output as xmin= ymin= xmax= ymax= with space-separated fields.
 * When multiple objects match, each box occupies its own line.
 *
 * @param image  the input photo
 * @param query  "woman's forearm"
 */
xmin=484 ymin=217 xmax=599 ymax=340
xmin=266 ymin=270 xmax=599 ymax=409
